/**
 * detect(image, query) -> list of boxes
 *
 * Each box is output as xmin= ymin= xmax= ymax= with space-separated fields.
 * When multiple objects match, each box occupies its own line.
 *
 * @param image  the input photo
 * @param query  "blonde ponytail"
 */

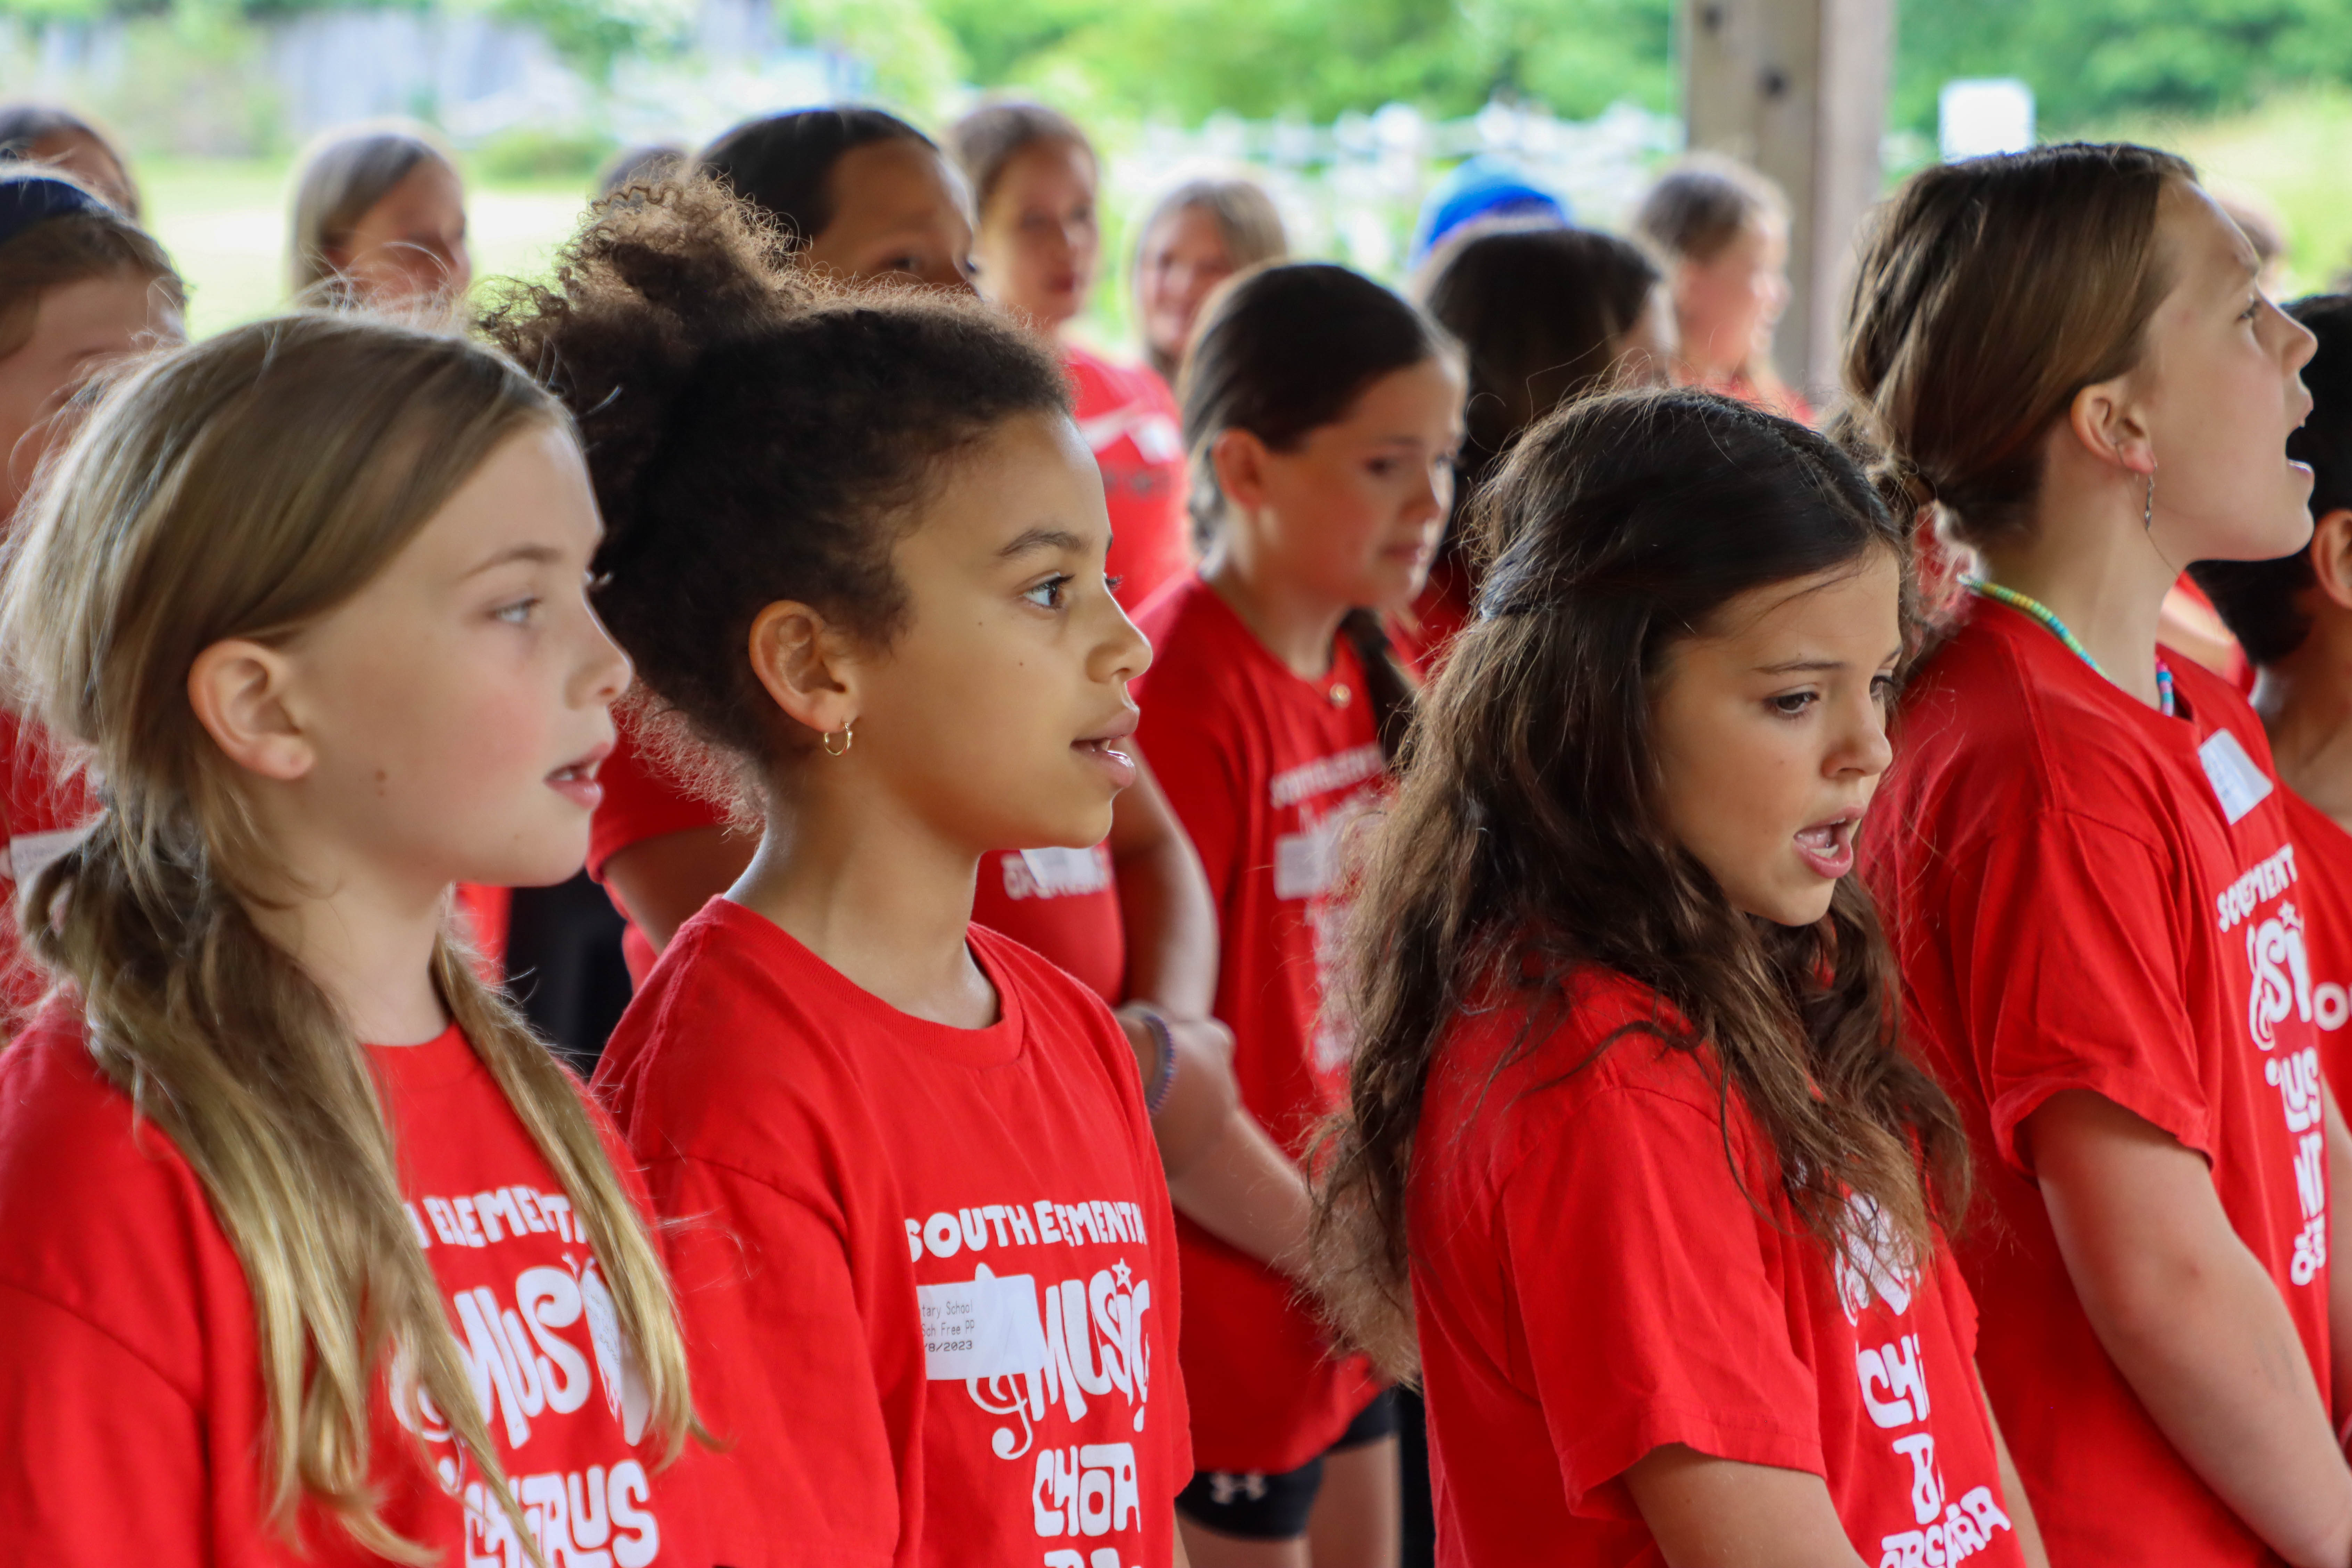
xmin=0 ymin=312 xmax=694 ymax=1561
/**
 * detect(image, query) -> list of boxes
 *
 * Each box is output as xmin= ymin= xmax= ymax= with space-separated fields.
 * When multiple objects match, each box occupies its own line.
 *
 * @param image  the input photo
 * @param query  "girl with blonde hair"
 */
xmin=288 ymin=122 xmax=472 ymax=310
xmin=0 ymin=312 xmax=701 ymax=1566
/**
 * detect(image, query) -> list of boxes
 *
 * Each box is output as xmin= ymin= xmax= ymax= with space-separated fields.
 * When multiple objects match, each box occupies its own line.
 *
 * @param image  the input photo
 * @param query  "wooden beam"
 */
xmin=1683 ymin=0 xmax=1892 ymax=398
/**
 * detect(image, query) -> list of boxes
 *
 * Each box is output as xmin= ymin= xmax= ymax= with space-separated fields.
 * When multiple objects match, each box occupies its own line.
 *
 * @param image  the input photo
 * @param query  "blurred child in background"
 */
xmin=1635 ymin=154 xmax=1807 ymax=422
xmin=0 ymin=103 xmax=139 ymax=217
xmin=288 ymin=120 xmax=472 ymax=311
xmin=0 ymin=168 xmax=181 ymax=1024
xmin=954 ymin=102 xmax=1195 ymax=611
xmin=1131 ymin=173 xmax=1287 ymax=384
xmin=1406 ymin=223 xmax=1670 ymax=664
xmin=1139 ymin=260 xmax=1461 ymax=1568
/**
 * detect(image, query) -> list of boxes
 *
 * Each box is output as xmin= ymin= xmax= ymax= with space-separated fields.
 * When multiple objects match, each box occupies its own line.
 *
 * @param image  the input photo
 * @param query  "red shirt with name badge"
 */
xmin=588 ymin=726 xmax=1127 ymax=1000
xmin=2284 ymin=786 xmax=2352 ymax=1100
xmin=1067 ymin=343 xmax=1191 ymax=613
xmin=1864 ymin=598 xmax=2330 ymax=1565
xmin=0 ymin=1009 xmax=700 ymax=1567
xmin=1412 ymin=966 xmax=2027 ymax=1568
xmin=595 ymin=902 xmax=1188 ymax=1568
xmin=1134 ymin=574 xmax=1384 ymax=1474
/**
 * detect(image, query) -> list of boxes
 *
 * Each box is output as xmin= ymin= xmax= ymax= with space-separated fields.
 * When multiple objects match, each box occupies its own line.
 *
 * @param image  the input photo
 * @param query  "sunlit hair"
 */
xmin=286 ymin=120 xmax=460 ymax=300
xmin=1129 ymin=173 xmax=1287 ymax=381
xmin=0 ymin=166 xmax=181 ymax=362
xmin=0 ymin=312 xmax=695 ymax=1562
xmin=1309 ymin=389 xmax=1969 ymax=1378
xmin=1838 ymin=141 xmax=2193 ymax=549
xmin=0 ymin=101 xmax=139 ymax=217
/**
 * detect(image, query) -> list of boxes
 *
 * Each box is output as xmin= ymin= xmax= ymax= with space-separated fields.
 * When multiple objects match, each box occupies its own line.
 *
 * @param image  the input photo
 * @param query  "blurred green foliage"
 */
xmin=11 ymin=0 xmax=2352 ymax=133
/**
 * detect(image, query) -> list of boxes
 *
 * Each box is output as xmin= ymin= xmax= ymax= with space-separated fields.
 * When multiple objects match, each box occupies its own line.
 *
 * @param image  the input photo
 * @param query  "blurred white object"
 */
xmin=1939 ymin=78 xmax=2035 ymax=162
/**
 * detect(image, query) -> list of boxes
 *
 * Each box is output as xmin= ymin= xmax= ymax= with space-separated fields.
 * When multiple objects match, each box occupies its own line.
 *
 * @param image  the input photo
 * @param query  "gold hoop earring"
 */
xmin=822 ymin=719 xmax=854 ymax=757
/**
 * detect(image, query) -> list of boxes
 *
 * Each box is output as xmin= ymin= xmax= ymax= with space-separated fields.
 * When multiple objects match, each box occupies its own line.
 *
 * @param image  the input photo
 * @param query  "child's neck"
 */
xmin=1204 ymin=542 xmax=1352 ymax=681
xmin=2256 ymin=642 xmax=2352 ymax=828
xmin=241 ymin=853 xmax=451 ymax=1047
xmin=1976 ymin=499 xmax=2180 ymax=710
xmin=729 ymin=779 xmax=998 ymax=1029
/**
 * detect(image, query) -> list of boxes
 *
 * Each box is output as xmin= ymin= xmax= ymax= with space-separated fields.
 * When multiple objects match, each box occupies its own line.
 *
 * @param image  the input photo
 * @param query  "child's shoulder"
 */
xmin=1438 ymin=964 xmax=1724 ymax=1129
xmin=0 ymin=1010 xmax=232 ymax=1387
xmin=967 ymin=922 xmax=1133 ymax=1071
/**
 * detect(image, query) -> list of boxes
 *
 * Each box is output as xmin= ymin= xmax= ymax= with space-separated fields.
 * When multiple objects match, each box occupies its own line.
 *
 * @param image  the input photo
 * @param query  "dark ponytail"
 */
xmin=479 ymin=178 xmax=1069 ymax=770
xmin=1179 ymin=261 xmax=1455 ymax=759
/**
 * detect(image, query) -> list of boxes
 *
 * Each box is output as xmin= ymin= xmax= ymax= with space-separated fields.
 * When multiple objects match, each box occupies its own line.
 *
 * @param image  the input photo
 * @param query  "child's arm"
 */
xmin=2029 ymin=1088 xmax=2352 ymax=1568
xmin=1980 ymin=1364 xmax=2049 ymax=1568
xmin=1111 ymin=752 xmax=1218 ymax=1018
xmin=604 ymin=825 xmax=754 ymax=953
xmin=1622 ymin=1444 xmax=1868 ymax=1568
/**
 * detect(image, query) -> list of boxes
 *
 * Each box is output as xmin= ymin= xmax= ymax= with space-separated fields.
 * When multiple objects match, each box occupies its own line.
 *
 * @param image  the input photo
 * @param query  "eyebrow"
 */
xmin=997 ymin=525 xmax=1087 ymax=560
xmin=463 ymin=543 xmax=564 ymax=578
xmin=1756 ymin=648 xmax=1903 ymax=675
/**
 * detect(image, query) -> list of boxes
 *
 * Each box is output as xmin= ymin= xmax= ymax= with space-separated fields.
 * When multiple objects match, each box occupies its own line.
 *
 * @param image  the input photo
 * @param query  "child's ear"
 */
xmin=746 ymin=599 xmax=860 ymax=741
xmin=187 ymin=638 xmax=314 ymax=781
xmin=2309 ymin=507 xmax=2352 ymax=612
xmin=2066 ymin=373 xmax=2156 ymax=482
xmin=1209 ymin=427 xmax=1274 ymax=516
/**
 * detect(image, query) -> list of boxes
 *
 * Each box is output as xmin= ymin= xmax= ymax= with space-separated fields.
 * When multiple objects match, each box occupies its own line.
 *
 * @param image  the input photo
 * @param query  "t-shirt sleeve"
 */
xmin=653 ymin=1155 xmax=914 ymax=1568
xmin=1135 ymin=698 xmax=1243 ymax=911
xmin=1492 ymin=1078 xmax=1825 ymax=1521
xmin=0 ymin=1283 xmax=208 ymax=1566
xmin=1948 ymin=812 xmax=2209 ymax=1169
xmin=588 ymin=729 xmax=729 ymax=880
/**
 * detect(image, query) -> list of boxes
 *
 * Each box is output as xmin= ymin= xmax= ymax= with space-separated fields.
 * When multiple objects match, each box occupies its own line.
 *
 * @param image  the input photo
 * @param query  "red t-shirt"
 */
xmin=1411 ymin=966 xmax=2025 ymax=1568
xmin=1133 ymin=575 xmax=1384 ymax=1473
xmin=588 ymin=725 xmax=1126 ymax=1000
xmin=1394 ymin=553 xmax=1473 ymax=677
xmin=1864 ymin=598 xmax=2331 ymax=1564
xmin=0 ymin=708 xmax=95 ymax=1025
xmin=2284 ymin=786 xmax=2352 ymax=1100
xmin=594 ymin=902 xmax=1188 ymax=1568
xmin=0 ymin=1009 xmax=699 ymax=1567
xmin=1067 ymin=343 xmax=1192 ymax=613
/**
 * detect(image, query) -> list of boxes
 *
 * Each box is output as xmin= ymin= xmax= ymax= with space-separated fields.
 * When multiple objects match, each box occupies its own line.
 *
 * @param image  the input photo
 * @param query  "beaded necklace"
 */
xmin=1968 ymin=579 xmax=2175 ymax=718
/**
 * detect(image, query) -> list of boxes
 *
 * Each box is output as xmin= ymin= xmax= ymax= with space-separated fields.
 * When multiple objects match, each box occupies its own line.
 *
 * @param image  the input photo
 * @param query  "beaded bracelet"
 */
xmin=1130 ymin=1005 xmax=1179 ymax=1116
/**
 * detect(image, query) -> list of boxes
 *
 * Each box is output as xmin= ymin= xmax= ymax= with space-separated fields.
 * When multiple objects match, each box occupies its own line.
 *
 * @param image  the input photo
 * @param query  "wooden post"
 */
xmin=1683 ymin=0 xmax=1892 ymax=399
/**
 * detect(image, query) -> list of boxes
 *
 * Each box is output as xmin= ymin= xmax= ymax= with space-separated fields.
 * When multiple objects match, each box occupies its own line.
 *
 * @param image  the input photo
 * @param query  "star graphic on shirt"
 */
xmin=1113 ymin=1260 xmax=1133 ymax=1290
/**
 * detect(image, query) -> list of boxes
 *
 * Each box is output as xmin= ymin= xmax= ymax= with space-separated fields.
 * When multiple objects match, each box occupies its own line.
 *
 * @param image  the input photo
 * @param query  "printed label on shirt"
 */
xmin=1273 ymin=794 xmax=1375 ymax=902
xmin=2201 ymin=728 xmax=2276 ymax=824
xmin=1005 ymin=846 xmax=1115 ymax=901
xmin=920 ymin=1266 xmax=1051 ymax=1381
xmin=1269 ymin=744 xmax=1384 ymax=810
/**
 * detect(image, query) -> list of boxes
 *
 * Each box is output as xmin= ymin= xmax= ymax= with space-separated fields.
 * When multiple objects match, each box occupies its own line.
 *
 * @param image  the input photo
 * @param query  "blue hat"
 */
xmin=1410 ymin=155 xmax=1571 ymax=267
xmin=0 ymin=173 xmax=107 ymax=249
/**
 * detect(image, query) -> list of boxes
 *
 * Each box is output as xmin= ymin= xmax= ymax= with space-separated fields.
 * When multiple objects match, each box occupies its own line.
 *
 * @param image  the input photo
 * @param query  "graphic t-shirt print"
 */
xmin=908 ymin=1190 xmax=1167 ymax=1566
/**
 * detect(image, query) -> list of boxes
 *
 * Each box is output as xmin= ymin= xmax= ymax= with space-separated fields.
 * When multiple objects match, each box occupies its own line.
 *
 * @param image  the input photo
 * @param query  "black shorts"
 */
xmin=1174 ymin=1389 xmax=1400 ymax=1542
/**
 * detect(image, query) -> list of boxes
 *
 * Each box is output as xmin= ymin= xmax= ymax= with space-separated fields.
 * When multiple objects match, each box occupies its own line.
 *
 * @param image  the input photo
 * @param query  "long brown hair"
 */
xmin=1839 ymin=142 xmax=2192 ymax=546
xmin=1310 ymin=389 xmax=1969 ymax=1378
xmin=0 ymin=313 xmax=695 ymax=1562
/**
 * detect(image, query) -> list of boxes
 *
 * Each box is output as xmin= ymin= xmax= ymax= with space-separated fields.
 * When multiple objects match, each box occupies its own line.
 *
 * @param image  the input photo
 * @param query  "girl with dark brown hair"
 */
xmin=1850 ymin=144 xmax=2347 ymax=1567
xmin=1311 ymin=386 xmax=2040 ymax=1568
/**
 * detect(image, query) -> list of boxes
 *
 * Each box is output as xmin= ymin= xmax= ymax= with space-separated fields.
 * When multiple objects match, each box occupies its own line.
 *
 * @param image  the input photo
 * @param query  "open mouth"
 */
xmin=1793 ymin=812 xmax=1861 ymax=880
xmin=1074 ymin=710 xmax=1140 ymax=790
xmin=546 ymin=743 xmax=611 ymax=810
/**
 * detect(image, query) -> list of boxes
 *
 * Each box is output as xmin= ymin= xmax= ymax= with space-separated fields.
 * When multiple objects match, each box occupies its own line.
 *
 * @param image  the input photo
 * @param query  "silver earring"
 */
xmin=2144 ymin=471 xmax=2156 ymax=532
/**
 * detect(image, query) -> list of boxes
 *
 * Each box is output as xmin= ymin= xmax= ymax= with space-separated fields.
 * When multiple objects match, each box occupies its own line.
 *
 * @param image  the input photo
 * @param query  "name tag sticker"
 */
xmin=2200 ymin=728 xmax=2275 ymax=825
xmin=917 ymin=1266 xmax=1049 ymax=1382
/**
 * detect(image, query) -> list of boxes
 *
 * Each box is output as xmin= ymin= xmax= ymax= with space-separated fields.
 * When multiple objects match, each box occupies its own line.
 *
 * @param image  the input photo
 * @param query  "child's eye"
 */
xmin=1367 ymin=458 xmax=1399 ymax=479
xmin=1871 ymin=673 xmax=1899 ymax=704
xmin=1105 ymin=573 xmax=1125 ymax=595
xmin=1023 ymin=574 xmax=1072 ymax=611
xmin=2242 ymin=296 xmax=2262 ymax=322
xmin=1769 ymin=690 xmax=1818 ymax=717
xmin=494 ymin=597 xmax=540 ymax=626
